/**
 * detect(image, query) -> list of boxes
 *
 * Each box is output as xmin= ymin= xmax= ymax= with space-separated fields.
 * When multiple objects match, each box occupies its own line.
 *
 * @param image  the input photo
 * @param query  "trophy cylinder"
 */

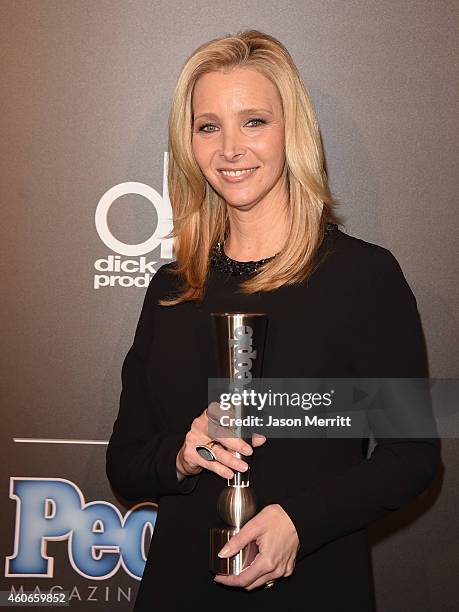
xmin=217 ymin=484 xmax=257 ymax=528
xmin=210 ymin=526 xmax=258 ymax=575
xmin=209 ymin=312 xmax=268 ymax=576
xmin=211 ymin=312 xmax=267 ymax=381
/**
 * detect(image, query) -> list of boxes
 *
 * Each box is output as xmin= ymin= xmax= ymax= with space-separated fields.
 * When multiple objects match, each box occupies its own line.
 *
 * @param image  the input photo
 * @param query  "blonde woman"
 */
xmin=106 ymin=30 xmax=439 ymax=611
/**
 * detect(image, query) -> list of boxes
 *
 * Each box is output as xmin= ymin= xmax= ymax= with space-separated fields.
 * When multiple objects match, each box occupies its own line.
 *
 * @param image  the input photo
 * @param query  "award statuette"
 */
xmin=209 ymin=313 xmax=268 ymax=575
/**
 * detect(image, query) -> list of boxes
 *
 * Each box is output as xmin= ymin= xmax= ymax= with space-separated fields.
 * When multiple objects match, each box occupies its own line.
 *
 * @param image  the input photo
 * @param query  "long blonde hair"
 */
xmin=160 ymin=29 xmax=338 ymax=306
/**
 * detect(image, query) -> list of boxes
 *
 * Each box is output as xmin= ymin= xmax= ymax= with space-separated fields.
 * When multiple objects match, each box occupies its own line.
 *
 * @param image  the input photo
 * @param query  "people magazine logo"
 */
xmin=94 ymin=153 xmax=173 ymax=289
xmin=5 ymin=478 xmax=156 ymax=580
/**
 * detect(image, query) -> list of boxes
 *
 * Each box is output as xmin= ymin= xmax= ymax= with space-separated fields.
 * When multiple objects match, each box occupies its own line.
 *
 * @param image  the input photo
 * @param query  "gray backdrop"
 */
xmin=1 ymin=1 xmax=457 ymax=610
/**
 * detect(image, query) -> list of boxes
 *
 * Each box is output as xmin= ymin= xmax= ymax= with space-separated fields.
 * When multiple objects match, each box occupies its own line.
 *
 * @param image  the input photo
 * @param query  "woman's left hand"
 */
xmin=213 ymin=504 xmax=300 ymax=590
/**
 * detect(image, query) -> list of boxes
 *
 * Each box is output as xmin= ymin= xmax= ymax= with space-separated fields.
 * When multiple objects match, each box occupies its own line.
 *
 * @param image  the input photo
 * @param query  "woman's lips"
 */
xmin=218 ymin=167 xmax=258 ymax=183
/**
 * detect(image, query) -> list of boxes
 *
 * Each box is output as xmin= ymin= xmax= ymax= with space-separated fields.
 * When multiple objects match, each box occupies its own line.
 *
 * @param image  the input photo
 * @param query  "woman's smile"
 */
xmin=218 ymin=166 xmax=259 ymax=182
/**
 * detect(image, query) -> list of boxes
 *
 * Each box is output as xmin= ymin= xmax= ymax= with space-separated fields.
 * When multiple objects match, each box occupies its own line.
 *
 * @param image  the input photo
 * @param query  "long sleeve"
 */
xmin=106 ymin=264 xmax=198 ymax=502
xmin=279 ymin=246 xmax=441 ymax=561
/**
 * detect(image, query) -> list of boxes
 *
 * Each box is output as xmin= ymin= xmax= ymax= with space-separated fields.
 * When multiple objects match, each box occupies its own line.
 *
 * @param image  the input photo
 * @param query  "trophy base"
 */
xmin=210 ymin=525 xmax=258 ymax=575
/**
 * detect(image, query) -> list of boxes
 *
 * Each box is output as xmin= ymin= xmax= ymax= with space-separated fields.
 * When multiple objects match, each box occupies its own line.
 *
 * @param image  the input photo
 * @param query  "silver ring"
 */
xmin=264 ymin=580 xmax=275 ymax=589
xmin=195 ymin=441 xmax=218 ymax=462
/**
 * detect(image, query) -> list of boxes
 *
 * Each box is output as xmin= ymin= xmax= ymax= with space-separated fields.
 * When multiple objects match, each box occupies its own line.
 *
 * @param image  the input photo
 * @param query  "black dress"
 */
xmin=106 ymin=224 xmax=440 ymax=611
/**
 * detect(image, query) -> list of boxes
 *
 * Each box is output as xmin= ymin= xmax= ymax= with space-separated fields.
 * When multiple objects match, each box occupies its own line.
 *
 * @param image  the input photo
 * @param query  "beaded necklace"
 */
xmin=210 ymin=223 xmax=337 ymax=276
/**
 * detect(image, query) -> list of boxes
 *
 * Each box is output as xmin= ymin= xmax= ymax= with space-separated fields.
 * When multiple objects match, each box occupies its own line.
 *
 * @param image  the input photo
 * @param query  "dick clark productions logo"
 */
xmin=94 ymin=153 xmax=173 ymax=289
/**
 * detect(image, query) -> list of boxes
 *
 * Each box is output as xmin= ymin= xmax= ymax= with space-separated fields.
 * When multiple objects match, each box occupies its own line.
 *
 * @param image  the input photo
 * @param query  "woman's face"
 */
xmin=191 ymin=67 xmax=287 ymax=210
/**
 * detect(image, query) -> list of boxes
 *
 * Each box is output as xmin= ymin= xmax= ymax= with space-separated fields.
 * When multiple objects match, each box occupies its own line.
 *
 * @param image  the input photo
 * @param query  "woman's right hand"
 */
xmin=176 ymin=402 xmax=266 ymax=481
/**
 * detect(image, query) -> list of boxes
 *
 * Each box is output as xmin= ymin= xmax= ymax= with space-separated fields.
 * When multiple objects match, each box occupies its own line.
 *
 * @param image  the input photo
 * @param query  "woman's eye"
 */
xmin=246 ymin=118 xmax=266 ymax=127
xmin=198 ymin=123 xmax=217 ymax=132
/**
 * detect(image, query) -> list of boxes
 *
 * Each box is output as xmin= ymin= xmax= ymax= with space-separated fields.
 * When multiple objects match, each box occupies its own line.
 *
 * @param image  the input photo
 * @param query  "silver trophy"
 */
xmin=208 ymin=313 xmax=268 ymax=575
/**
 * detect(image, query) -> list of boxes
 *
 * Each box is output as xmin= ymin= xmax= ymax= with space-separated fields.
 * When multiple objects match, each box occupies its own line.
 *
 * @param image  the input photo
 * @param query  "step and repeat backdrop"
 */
xmin=1 ymin=2 xmax=457 ymax=611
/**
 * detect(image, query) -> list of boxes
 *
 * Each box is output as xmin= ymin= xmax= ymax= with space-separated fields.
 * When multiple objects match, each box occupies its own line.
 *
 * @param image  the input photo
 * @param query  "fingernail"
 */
xmin=243 ymin=445 xmax=253 ymax=455
xmin=240 ymin=463 xmax=248 ymax=471
xmin=218 ymin=545 xmax=230 ymax=558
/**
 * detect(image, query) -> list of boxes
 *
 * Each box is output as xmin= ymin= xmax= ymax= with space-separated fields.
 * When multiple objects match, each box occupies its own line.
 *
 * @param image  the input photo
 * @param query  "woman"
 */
xmin=106 ymin=30 xmax=440 ymax=611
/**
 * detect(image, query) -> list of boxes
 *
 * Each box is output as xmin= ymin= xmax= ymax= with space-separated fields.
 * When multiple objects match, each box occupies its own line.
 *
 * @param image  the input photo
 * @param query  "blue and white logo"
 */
xmin=5 ymin=478 xmax=156 ymax=580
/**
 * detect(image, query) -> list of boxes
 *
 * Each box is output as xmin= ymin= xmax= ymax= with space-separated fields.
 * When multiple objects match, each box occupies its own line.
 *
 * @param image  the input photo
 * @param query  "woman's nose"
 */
xmin=220 ymin=128 xmax=245 ymax=160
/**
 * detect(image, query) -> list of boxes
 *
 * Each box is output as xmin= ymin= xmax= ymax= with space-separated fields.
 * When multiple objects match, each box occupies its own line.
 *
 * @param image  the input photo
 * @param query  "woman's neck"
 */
xmin=224 ymin=196 xmax=290 ymax=262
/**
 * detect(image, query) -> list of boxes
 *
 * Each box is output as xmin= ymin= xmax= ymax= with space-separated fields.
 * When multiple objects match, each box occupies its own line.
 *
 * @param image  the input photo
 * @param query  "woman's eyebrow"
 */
xmin=194 ymin=108 xmax=274 ymax=121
